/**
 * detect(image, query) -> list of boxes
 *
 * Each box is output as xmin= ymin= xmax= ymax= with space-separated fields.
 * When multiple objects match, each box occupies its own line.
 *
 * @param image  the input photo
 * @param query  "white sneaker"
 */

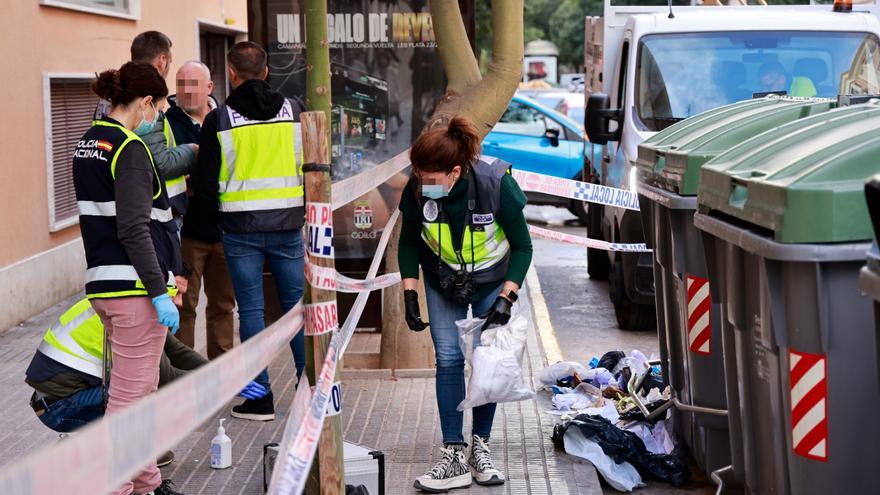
xmin=469 ymin=435 xmax=505 ymax=485
xmin=413 ymin=444 xmax=472 ymax=493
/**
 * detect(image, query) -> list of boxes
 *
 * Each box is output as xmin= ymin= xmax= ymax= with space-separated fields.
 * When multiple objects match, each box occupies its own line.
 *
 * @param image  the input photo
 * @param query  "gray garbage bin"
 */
xmin=695 ymin=101 xmax=880 ymax=495
xmin=636 ymin=96 xmax=835 ymax=481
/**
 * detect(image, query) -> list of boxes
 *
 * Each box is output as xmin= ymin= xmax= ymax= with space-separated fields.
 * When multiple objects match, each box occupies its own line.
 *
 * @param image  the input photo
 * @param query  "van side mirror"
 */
xmin=543 ymin=128 xmax=560 ymax=147
xmin=585 ymin=93 xmax=623 ymax=145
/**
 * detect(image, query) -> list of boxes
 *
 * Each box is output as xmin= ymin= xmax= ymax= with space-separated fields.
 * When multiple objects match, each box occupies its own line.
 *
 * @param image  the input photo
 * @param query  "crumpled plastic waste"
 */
xmin=562 ymin=425 xmax=645 ymax=492
xmin=537 ymin=361 xmax=591 ymax=388
xmin=591 ymin=368 xmax=615 ymax=388
xmin=552 ymin=392 xmax=600 ymax=412
xmin=552 ymin=415 xmax=690 ymax=487
xmin=625 ymin=416 xmax=676 ymax=455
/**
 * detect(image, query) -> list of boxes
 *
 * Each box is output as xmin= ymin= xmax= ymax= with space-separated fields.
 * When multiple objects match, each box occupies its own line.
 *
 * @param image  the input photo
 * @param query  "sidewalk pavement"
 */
xmin=0 ymin=278 xmax=604 ymax=494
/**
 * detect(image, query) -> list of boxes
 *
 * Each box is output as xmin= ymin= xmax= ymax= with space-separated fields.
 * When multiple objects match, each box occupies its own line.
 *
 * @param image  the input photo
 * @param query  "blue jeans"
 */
xmin=36 ymin=386 xmax=105 ymax=433
xmin=223 ymin=230 xmax=305 ymax=393
xmin=424 ymin=282 xmax=502 ymax=445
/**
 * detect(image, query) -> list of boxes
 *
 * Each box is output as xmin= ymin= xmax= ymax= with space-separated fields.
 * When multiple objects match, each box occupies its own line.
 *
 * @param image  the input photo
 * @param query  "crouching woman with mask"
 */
xmin=397 ymin=117 xmax=533 ymax=492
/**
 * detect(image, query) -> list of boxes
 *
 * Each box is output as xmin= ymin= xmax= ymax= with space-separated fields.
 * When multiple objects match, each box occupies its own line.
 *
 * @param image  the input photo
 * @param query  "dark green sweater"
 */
xmin=398 ymin=174 xmax=533 ymax=302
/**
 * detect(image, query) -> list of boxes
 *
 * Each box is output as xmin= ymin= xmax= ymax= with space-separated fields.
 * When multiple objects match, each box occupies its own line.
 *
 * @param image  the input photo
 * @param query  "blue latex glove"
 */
xmin=239 ymin=381 xmax=268 ymax=400
xmin=151 ymin=293 xmax=180 ymax=335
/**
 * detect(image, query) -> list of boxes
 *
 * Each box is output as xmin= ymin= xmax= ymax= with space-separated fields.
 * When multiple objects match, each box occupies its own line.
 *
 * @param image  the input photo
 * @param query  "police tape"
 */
xmin=331 ymin=150 xmax=410 ymax=211
xmin=0 ymin=303 xmax=306 ymax=495
xmin=268 ymin=209 xmax=400 ymax=492
xmin=269 ymin=326 xmax=343 ymax=495
xmin=304 ymin=257 xmax=401 ymax=293
xmin=512 ymin=170 xmax=641 ymax=211
xmin=528 ymin=224 xmax=652 ymax=252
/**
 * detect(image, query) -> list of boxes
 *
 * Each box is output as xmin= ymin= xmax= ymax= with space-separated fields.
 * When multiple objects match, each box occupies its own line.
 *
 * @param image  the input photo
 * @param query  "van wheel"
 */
xmin=586 ymin=204 xmax=610 ymax=280
xmin=610 ymin=261 xmax=656 ymax=331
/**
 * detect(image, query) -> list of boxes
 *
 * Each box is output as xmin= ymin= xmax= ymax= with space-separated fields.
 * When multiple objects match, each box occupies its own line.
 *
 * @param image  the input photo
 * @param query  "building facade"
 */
xmin=0 ymin=0 xmax=246 ymax=330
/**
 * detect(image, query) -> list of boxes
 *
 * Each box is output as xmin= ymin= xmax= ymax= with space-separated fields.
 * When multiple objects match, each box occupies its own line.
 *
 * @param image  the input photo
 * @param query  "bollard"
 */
xmin=302 ymin=110 xmax=345 ymax=494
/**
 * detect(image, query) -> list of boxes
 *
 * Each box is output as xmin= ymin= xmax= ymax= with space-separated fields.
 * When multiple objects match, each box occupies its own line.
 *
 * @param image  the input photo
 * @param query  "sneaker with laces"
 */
xmin=137 ymin=479 xmax=188 ymax=495
xmin=231 ymin=392 xmax=275 ymax=421
xmin=413 ymin=444 xmax=472 ymax=493
xmin=469 ymin=435 xmax=505 ymax=485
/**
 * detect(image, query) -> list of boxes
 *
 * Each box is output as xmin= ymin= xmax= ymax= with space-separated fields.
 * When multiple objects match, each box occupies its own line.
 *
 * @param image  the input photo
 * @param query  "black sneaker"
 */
xmin=157 ymin=450 xmax=174 ymax=467
xmin=413 ymin=444 xmax=472 ymax=492
xmin=138 ymin=479 xmax=188 ymax=495
xmin=231 ymin=392 xmax=275 ymax=421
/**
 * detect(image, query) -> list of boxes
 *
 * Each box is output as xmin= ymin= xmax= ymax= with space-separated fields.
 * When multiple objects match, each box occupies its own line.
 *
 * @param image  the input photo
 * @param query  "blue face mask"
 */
xmin=134 ymin=104 xmax=158 ymax=136
xmin=421 ymin=184 xmax=449 ymax=199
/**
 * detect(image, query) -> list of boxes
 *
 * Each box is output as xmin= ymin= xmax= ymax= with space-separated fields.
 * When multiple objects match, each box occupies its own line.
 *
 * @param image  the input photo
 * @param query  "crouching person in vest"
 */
xmin=74 ymin=62 xmax=188 ymax=495
xmin=24 ymin=282 xmax=266 ymax=461
xmin=397 ymin=117 xmax=534 ymax=492
xmin=191 ymin=41 xmax=306 ymax=422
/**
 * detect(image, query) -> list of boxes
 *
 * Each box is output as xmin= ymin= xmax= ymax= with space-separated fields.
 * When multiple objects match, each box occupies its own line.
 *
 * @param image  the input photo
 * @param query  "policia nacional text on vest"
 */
xmin=214 ymin=98 xmax=305 ymax=233
xmin=73 ymin=118 xmax=181 ymax=299
xmin=416 ymin=157 xmax=513 ymax=289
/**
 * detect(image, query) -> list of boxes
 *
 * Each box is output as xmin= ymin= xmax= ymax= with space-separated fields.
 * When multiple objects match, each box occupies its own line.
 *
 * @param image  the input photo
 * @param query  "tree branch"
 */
xmin=430 ymin=0 xmax=482 ymax=95
xmin=432 ymin=0 xmax=523 ymax=137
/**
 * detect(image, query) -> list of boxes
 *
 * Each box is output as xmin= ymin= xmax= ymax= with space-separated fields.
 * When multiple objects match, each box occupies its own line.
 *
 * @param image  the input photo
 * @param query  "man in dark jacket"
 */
xmin=191 ymin=42 xmax=306 ymax=422
xmin=166 ymin=61 xmax=235 ymax=360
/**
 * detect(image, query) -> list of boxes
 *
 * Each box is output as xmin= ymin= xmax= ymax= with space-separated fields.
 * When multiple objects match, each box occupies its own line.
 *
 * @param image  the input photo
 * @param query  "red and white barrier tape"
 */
xmin=528 ymin=224 xmax=651 ymax=252
xmin=269 ymin=327 xmax=343 ymax=494
xmin=331 ymin=151 xmax=410 ymax=211
xmin=512 ymin=169 xmax=641 ymax=211
xmin=305 ymin=258 xmax=401 ymax=293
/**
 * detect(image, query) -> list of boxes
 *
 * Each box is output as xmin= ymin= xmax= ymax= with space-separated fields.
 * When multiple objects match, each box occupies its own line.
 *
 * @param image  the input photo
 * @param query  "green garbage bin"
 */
xmin=694 ymin=102 xmax=880 ymax=495
xmin=636 ymin=96 xmax=836 ymax=482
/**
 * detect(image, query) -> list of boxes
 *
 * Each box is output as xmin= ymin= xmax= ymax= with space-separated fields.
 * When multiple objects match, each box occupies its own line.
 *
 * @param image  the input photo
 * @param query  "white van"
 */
xmin=584 ymin=0 xmax=880 ymax=329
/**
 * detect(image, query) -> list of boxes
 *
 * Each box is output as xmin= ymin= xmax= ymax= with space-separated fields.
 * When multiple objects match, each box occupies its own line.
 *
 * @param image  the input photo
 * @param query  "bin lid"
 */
xmin=636 ymin=96 xmax=834 ymax=195
xmin=698 ymin=101 xmax=880 ymax=243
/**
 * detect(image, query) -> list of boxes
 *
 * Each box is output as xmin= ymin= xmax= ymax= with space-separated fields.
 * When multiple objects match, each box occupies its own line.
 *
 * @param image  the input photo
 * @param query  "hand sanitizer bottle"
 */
xmin=211 ymin=418 xmax=232 ymax=469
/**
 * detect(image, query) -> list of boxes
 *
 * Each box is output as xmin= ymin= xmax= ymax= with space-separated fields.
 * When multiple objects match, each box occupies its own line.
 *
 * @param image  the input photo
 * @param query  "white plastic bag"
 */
xmin=456 ymin=315 xmax=534 ymax=411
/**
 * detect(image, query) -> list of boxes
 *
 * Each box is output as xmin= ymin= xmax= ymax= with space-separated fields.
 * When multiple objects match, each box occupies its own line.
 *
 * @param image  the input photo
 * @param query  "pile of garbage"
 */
xmin=538 ymin=350 xmax=690 ymax=491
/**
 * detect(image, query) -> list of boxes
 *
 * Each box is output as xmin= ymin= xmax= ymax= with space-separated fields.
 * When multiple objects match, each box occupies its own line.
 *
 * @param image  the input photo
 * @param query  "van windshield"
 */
xmin=636 ymin=31 xmax=880 ymax=131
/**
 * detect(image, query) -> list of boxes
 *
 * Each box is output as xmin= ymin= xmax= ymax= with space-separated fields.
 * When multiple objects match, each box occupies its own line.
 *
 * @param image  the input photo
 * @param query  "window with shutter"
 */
xmin=46 ymin=77 xmax=98 ymax=231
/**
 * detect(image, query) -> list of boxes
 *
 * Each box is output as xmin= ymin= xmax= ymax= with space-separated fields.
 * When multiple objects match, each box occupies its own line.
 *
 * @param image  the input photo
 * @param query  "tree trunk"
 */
xmin=381 ymin=0 xmax=523 ymax=370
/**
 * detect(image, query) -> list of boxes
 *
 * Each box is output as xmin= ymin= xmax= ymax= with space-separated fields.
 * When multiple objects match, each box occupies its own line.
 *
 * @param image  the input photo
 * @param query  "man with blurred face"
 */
xmin=165 ymin=61 xmax=235 ymax=360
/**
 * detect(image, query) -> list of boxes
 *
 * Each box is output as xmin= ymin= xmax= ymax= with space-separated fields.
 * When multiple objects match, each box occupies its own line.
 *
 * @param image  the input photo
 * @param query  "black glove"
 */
xmin=404 ymin=289 xmax=429 ymax=331
xmin=480 ymin=296 xmax=513 ymax=329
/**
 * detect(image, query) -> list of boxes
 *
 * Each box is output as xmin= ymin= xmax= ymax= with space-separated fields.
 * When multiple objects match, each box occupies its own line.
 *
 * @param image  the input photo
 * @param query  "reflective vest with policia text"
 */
xmin=36 ymin=290 xmax=177 ymax=378
xmin=162 ymin=118 xmax=188 ymax=215
xmin=72 ymin=118 xmax=180 ymax=299
xmin=418 ymin=157 xmax=512 ymax=284
xmin=215 ymin=98 xmax=305 ymax=232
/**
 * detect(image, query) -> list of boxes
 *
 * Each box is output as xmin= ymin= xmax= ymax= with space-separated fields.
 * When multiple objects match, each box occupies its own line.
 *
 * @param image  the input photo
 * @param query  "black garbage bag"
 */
xmin=597 ymin=351 xmax=626 ymax=372
xmin=552 ymin=414 xmax=690 ymax=487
